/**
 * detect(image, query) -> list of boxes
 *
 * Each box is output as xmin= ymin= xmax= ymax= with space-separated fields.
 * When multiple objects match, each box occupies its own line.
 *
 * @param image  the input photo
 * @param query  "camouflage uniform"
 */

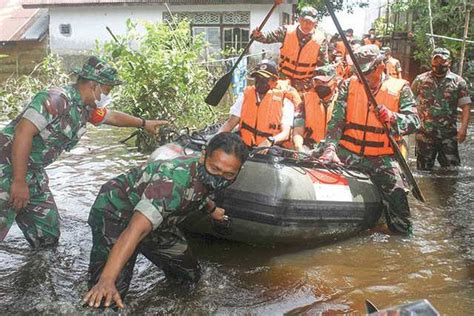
xmin=0 ymin=57 xmax=121 ymax=247
xmin=325 ymin=74 xmax=420 ymax=234
xmin=0 ymin=86 xmax=102 ymax=247
xmin=87 ymin=156 xmax=214 ymax=298
xmin=412 ymin=70 xmax=472 ymax=170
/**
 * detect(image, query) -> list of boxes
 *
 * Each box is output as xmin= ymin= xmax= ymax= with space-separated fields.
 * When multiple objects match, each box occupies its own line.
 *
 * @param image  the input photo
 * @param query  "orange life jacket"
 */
xmin=339 ymin=77 xmax=407 ymax=156
xmin=363 ymin=37 xmax=382 ymax=48
xmin=279 ymin=25 xmax=322 ymax=80
xmin=303 ymin=90 xmax=335 ymax=144
xmin=385 ymin=57 xmax=400 ymax=78
xmin=239 ymin=86 xmax=284 ymax=147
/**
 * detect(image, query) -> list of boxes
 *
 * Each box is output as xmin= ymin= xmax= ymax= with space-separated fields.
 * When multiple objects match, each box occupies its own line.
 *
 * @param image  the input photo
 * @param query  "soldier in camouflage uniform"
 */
xmin=0 ymin=56 xmax=167 ymax=248
xmin=318 ymin=45 xmax=420 ymax=235
xmin=411 ymin=48 xmax=472 ymax=171
xmin=83 ymin=133 xmax=247 ymax=309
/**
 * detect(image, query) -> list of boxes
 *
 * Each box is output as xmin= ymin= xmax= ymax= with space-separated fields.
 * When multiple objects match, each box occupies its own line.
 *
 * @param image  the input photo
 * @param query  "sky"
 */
xmin=319 ymin=0 xmax=386 ymax=38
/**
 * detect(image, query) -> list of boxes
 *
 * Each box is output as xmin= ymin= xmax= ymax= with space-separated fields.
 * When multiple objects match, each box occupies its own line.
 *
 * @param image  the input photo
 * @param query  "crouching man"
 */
xmin=83 ymin=132 xmax=247 ymax=309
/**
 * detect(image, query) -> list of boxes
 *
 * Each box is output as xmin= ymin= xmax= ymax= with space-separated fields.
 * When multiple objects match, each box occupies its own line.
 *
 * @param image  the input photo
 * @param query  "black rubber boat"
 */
xmin=149 ymin=127 xmax=383 ymax=246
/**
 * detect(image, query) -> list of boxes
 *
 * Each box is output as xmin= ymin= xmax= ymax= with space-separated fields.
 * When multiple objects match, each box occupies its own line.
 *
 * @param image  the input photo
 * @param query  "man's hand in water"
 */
xmin=83 ymin=278 xmax=124 ymax=309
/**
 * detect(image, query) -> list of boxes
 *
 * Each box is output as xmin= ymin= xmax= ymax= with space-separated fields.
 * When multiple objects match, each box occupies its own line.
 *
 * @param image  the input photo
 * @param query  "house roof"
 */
xmin=22 ymin=0 xmax=293 ymax=8
xmin=0 ymin=0 xmax=48 ymax=42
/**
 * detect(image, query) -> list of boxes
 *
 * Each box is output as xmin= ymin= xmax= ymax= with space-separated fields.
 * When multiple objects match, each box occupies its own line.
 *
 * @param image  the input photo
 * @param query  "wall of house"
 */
xmin=49 ymin=4 xmax=292 ymax=58
xmin=0 ymin=39 xmax=48 ymax=83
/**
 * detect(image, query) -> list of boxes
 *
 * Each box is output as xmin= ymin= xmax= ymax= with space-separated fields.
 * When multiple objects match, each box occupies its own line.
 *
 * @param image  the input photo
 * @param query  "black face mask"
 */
xmin=197 ymin=159 xmax=234 ymax=192
xmin=255 ymin=79 xmax=271 ymax=94
xmin=432 ymin=65 xmax=449 ymax=76
xmin=315 ymin=85 xmax=332 ymax=99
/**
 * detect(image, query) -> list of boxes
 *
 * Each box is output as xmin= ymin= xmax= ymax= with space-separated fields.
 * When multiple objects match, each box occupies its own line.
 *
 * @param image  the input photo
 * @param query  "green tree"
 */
xmin=297 ymin=0 xmax=369 ymax=18
xmin=390 ymin=0 xmax=472 ymax=66
xmin=98 ymin=19 xmax=228 ymax=151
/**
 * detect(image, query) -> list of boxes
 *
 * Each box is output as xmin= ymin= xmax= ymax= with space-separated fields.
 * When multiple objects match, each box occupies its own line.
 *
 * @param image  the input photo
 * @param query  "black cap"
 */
xmin=250 ymin=59 xmax=278 ymax=79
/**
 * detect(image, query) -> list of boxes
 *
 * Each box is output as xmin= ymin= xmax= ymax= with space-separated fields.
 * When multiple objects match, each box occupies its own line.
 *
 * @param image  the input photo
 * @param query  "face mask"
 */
xmin=197 ymin=161 xmax=234 ymax=192
xmin=93 ymin=85 xmax=113 ymax=108
xmin=315 ymin=85 xmax=332 ymax=99
xmin=432 ymin=65 xmax=449 ymax=76
xmin=255 ymin=79 xmax=271 ymax=94
xmin=369 ymin=34 xmax=375 ymax=40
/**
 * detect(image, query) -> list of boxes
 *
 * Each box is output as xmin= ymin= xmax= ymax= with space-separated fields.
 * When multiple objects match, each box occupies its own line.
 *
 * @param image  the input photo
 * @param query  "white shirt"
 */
xmin=229 ymin=93 xmax=295 ymax=127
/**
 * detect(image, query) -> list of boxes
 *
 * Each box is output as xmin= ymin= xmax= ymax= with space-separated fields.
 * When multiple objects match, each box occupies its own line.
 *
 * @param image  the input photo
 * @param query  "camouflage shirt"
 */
xmin=253 ymin=24 xmax=328 ymax=66
xmin=411 ymin=70 xmax=472 ymax=134
xmin=325 ymin=75 xmax=420 ymax=147
xmin=97 ymin=156 xmax=212 ymax=230
xmin=0 ymin=85 xmax=106 ymax=172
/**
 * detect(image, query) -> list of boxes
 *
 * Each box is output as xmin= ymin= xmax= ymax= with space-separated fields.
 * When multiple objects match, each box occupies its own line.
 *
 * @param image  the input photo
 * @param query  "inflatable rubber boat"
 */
xmin=149 ymin=127 xmax=383 ymax=246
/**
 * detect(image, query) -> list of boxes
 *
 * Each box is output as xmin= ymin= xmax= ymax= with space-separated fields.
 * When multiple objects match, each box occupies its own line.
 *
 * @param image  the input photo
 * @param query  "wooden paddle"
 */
xmin=323 ymin=0 xmax=425 ymax=202
xmin=205 ymin=1 xmax=281 ymax=106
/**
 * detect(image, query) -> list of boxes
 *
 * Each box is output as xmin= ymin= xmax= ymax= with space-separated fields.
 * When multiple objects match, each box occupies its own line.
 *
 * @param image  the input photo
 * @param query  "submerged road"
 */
xmin=0 ymin=123 xmax=472 ymax=314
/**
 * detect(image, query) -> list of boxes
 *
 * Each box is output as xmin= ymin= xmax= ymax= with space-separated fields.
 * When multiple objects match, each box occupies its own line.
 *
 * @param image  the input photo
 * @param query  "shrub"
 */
xmin=0 ymin=55 xmax=69 ymax=120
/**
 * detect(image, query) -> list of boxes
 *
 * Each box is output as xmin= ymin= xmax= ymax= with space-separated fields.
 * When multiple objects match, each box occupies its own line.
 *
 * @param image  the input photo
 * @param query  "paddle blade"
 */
xmin=205 ymin=71 xmax=233 ymax=106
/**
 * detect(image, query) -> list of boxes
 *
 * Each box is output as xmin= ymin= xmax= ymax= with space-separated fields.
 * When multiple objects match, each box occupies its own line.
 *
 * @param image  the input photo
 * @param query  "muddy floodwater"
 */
xmin=0 ymin=123 xmax=472 ymax=315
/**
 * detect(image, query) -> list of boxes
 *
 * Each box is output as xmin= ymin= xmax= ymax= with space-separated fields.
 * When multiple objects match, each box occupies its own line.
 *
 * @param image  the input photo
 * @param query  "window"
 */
xmin=223 ymin=27 xmax=250 ymax=51
xmin=164 ymin=11 xmax=250 ymax=54
xmin=59 ymin=24 xmax=71 ymax=36
xmin=193 ymin=26 xmax=221 ymax=55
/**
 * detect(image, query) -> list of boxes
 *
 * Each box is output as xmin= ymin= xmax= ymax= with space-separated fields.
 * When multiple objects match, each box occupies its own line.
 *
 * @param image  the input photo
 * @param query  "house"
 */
xmin=21 ymin=0 xmax=296 ymax=63
xmin=0 ymin=0 xmax=49 ymax=82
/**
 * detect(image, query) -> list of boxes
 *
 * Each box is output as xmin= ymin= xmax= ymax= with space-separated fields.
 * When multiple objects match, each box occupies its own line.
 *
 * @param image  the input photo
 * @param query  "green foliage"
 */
xmin=390 ymin=0 xmax=471 ymax=65
xmin=97 ymin=19 xmax=227 ymax=134
xmin=0 ymin=55 xmax=69 ymax=120
xmin=373 ymin=16 xmax=394 ymax=37
xmin=297 ymin=0 xmax=369 ymax=18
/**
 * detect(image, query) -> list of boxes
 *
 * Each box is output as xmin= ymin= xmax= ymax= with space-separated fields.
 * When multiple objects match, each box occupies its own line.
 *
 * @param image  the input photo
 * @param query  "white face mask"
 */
xmin=93 ymin=85 xmax=113 ymax=108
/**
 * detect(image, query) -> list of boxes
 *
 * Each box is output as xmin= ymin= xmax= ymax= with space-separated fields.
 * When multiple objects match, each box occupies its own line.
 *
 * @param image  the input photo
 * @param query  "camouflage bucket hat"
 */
xmin=299 ymin=6 xmax=318 ymax=23
xmin=431 ymin=47 xmax=451 ymax=60
xmin=313 ymin=64 xmax=337 ymax=82
xmin=354 ymin=44 xmax=382 ymax=73
xmin=73 ymin=56 xmax=123 ymax=86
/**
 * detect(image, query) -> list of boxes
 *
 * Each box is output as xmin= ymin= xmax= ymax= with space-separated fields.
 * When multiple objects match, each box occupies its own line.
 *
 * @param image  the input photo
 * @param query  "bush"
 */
xmin=97 ymin=19 xmax=229 ymax=151
xmin=0 ymin=55 xmax=69 ymax=120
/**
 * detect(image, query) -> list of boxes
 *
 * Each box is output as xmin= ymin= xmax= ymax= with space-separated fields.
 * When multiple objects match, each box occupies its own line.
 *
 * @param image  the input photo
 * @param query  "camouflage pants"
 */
xmin=87 ymin=184 xmax=200 ymax=300
xmin=338 ymin=147 xmax=412 ymax=235
xmin=415 ymin=132 xmax=460 ymax=171
xmin=0 ymin=166 xmax=60 ymax=248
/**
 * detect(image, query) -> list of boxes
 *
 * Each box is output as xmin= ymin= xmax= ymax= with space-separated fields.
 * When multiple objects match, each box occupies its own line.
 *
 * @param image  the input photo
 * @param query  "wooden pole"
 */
xmin=459 ymin=1 xmax=471 ymax=77
xmin=427 ymin=0 xmax=436 ymax=49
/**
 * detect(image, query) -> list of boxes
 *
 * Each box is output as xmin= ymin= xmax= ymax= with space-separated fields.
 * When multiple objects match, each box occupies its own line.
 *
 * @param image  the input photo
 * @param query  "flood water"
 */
xmin=0 ymin=123 xmax=472 ymax=315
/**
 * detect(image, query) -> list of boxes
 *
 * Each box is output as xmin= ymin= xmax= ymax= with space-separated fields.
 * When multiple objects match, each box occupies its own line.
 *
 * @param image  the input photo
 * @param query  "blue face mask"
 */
xmin=197 ymin=159 xmax=234 ymax=192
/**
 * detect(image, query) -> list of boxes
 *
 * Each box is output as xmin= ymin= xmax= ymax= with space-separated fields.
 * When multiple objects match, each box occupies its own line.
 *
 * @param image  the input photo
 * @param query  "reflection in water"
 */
xmin=0 ymin=125 xmax=473 ymax=314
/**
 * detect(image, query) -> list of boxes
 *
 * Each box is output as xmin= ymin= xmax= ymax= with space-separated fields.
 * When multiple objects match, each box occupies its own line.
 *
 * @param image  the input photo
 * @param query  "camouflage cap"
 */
xmin=354 ymin=44 xmax=383 ymax=73
xmin=313 ymin=64 xmax=337 ymax=82
xmin=431 ymin=47 xmax=451 ymax=60
xmin=250 ymin=59 xmax=278 ymax=79
xmin=73 ymin=56 xmax=123 ymax=86
xmin=299 ymin=6 xmax=318 ymax=23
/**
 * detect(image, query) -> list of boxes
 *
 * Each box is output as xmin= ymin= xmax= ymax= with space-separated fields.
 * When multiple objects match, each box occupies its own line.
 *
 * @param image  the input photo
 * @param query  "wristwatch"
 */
xmin=267 ymin=136 xmax=275 ymax=146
